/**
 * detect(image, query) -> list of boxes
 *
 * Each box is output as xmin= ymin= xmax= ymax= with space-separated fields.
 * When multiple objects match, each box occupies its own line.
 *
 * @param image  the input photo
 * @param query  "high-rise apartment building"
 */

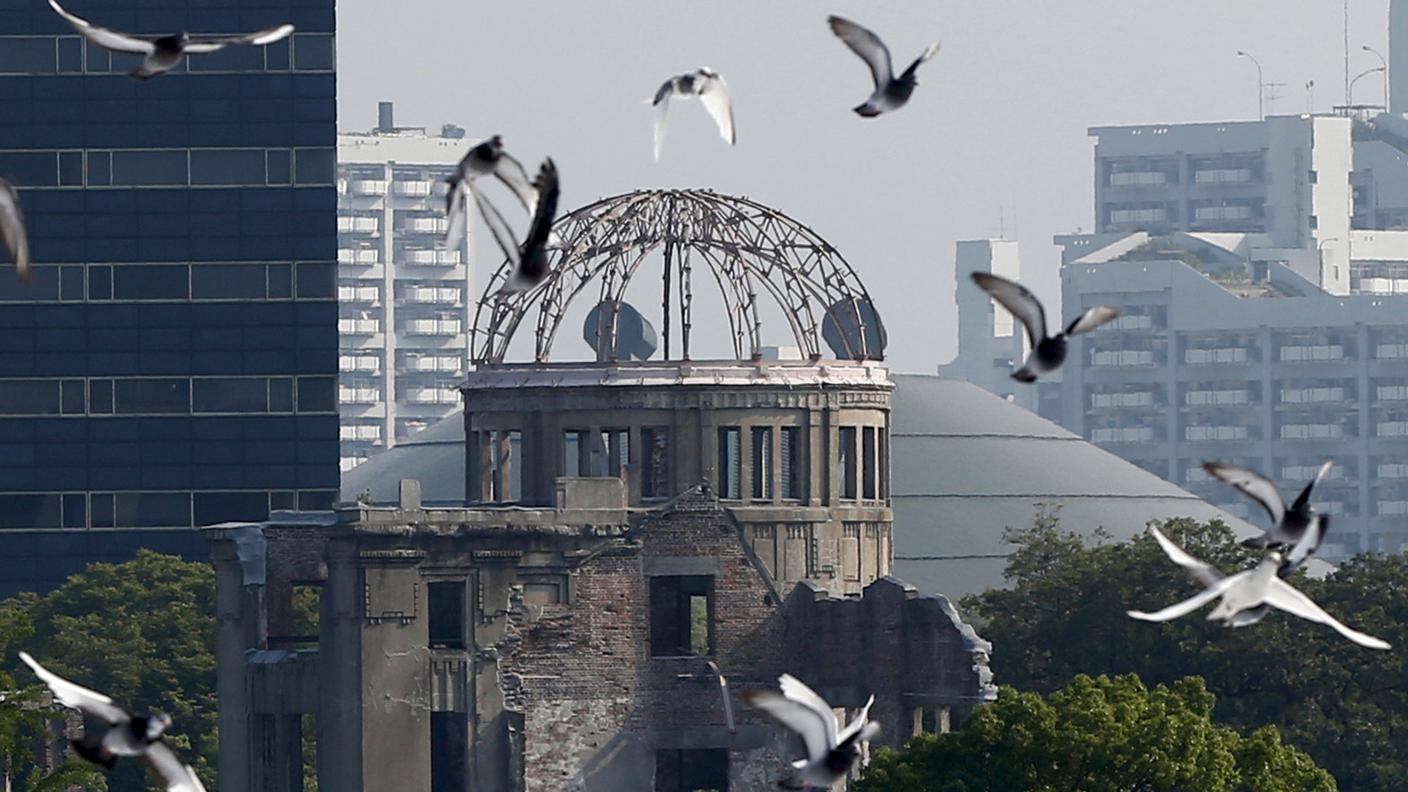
xmin=337 ymin=104 xmax=471 ymax=471
xmin=0 ymin=0 xmax=338 ymax=595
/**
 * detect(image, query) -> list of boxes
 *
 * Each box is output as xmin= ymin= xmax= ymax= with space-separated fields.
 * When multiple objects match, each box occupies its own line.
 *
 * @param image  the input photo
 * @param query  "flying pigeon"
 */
xmin=744 ymin=673 xmax=880 ymax=789
xmin=0 ymin=178 xmax=29 ymax=281
xmin=1204 ymin=460 xmax=1331 ymax=571
xmin=827 ymin=16 xmax=940 ymax=117
xmin=705 ymin=661 xmax=736 ymax=734
xmin=443 ymin=135 xmax=538 ymax=250
xmin=970 ymin=271 xmax=1119 ymax=382
xmin=471 ymin=158 xmax=559 ymax=295
xmin=1127 ymin=528 xmax=1390 ymax=649
xmin=19 ymin=652 xmax=207 ymax=791
xmin=651 ymin=68 xmax=736 ymax=161
xmin=48 ymin=0 xmax=292 ymax=80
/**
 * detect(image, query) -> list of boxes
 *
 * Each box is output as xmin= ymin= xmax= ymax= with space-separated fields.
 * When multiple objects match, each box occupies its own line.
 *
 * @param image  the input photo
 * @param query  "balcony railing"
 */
xmin=350 ymin=180 xmax=389 ymax=196
xmin=405 ymin=387 xmax=460 ymax=405
xmin=339 ymin=355 xmax=380 ymax=373
xmin=403 ymin=217 xmax=449 ymax=234
xmin=402 ymin=319 xmax=462 ymax=336
xmin=338 ymin=387 xmax=381 ymax=405
xmin=340 ymin=425 xmax=382 ymax=441
xmin=338 ymin=216 xmax=380 ymax=234
xmin=338 ymin=286 xmax=379 ymax=304
xmin=394 ymin=180 xmax=432 ymax=197
xmin=338 ymin=319 xmax=381 ymax=335
xmin=403 ymin=286 xmax=461 ymax=304
xmin=337 ymin=248 xmax=380 ymax=265
xmin=403 ymin=249 xmax=461 ymax=266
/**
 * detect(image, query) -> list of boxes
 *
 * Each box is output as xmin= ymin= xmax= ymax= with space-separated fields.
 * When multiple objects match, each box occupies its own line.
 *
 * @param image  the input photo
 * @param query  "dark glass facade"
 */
xmin=0 ymin=0 xmax=337 ymax=596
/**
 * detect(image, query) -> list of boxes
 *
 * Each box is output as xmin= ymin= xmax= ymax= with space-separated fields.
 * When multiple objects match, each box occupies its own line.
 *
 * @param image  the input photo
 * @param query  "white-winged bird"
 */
xmin=651 ymin=68 xmax=736 ymax=161
xmin=443 ymin=135 xmax=537 ymax=250
xmin=744 ymin=673 xmax=879 ymax=789
xmin=19 ymin=652 xmax=207 ymax=791
xmin=0 ymin=177 xmax=30 ymax=280
xmin=48 ymin=0 xmax=292 ymax=80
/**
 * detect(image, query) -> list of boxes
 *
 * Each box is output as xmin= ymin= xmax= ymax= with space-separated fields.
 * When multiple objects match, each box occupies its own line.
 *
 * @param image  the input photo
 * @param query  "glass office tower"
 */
xmin=0 ymin=0 xmax=338 ymax=596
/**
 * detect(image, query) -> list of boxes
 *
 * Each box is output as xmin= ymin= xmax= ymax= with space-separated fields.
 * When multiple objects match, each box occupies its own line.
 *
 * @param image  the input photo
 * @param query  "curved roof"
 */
xmin=341 ymin=372 xmax=1280 ymax=598
xmin=890 ymin=374 xmax=1263 ymax=597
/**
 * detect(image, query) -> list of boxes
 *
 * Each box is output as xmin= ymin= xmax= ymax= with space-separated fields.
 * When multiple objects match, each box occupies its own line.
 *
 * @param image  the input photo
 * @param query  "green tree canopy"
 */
xmin=6 ymin=550 xmax=215 ymax=792
xmin=962 ymin=515 xmax=1408 ymax=791
xmin=856 ymin=674 xmax=1334 ymax=792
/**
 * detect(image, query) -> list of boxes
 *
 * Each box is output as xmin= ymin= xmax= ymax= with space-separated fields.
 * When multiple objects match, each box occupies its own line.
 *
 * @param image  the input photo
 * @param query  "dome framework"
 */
xmin=469 ymin=188 xmax=883 ymax=364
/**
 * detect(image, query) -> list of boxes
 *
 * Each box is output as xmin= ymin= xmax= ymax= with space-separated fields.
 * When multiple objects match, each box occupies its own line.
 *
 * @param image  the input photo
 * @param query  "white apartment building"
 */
xmin=337 ymin=103 xmax=472 ymax=471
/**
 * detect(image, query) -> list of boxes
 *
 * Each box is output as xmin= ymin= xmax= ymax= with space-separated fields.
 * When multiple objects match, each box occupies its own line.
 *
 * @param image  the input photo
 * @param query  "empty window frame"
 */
xmin=427 ymin=581 xmax=466 ymax=650
xmin=563 ymin=429 xmax=588 ymax=477
xmin=599 ymin=428 xmax=629 ymax=477
xmin=780 ymin=426 xmax=804 ymax=501
xmin=649 ymin=575 xmax=712 ymax=658
xmin=655 ymin=748 xmax=729 ymax=792
xmin=430 ymin=712 xmax=468 ymax=792
xmin=752 ymin=427 xmax=772 ymax=500
xmin=642 ymin=426 xmax=671 ymax=498
xmin=838 ymin=427 xmax=858 ymax=500
xmin=717 ymin=427 xmax=741 ymax=499
xmin=862 ymin=427 xmax=877 ymax=500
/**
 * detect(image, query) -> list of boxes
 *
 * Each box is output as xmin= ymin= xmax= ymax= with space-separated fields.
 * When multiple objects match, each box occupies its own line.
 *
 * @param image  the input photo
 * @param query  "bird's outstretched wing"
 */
xmin=1288 ymin=460 xmax=1333 ymax=513
xmin=516 ymin=159 xmax=559 ymax=272
xmin=48 ymin=0 xmax=155 ymax=53
xmin=184 ymin=24 xmax=294 ymax=53
xmin=1203 ymin=462 xmax=1286 ymax=526
xmin=653 ymin=91 xmax=672 ymax=162
xmin=0 ymin=180 xmax=30 ymax=281
xmin=470 ymin=186 xmax=521 ymax=269
xmin=1127 ymin=573 xmax=1244 ymax=622
xmin=443 ymin=181 xmax=469 ymax=250
xmin=898 ymin=41 xmax=941 ymax=80
xmin=698 ymin=73 xmax=736 ymax=147
xmin=1281 ymin=515 xmax=1327 ymax=575
xmin=144 ymin=741 xmax=207 ymax=792
xmin=19 ymin=652 xmax=129 ymax=725
xmin=1065 ymin=305 xmax=1120 ymax=336
xmin=827 ymin=16 xmax=893 ymax=90
xmin=971 ymin=272 xmax=1046 ymax=345
xmin=491 ymin=150 xmax=538 ymax=215
xmin=705 ymin=661 xmax=736 ymax=734
xmin=835 ymin=694 xmax=875 ymax=744
xmin=743 ymin=689 xmax=833 ymax=764
xmin=1264 ymin=578 xmax=1390 ymax=649
xmin=1148 ymin=526 xmax=1223 ymax=588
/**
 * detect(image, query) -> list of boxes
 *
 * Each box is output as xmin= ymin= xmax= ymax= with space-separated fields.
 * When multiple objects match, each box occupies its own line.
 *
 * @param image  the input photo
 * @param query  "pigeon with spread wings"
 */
xmin=0 ymin=178 xmax=29 ymax=280
xmin=443 ymin=135 xmax=538 ymax=250
xmin=827 ymin=15 xmax=940 ymax=117
xmin=19 ymin=652 xmax=207 ymax=791
xmin=1203 ymin=460 xmax=1332 ymax=573
xmin=1127 ymin=528 xmax=1389 ymax=650
xmin=48 ymin=0 xmax=292 ymax=80
xmin=744 ymin=673 xmax=879 ymax=789
xmin=651 ymin=68 xmax=736 ymax=161
xmin=472 ymin=158 xmax=560 ymax=295
xmin=970 ymin=271 xmax=1119 ymax=382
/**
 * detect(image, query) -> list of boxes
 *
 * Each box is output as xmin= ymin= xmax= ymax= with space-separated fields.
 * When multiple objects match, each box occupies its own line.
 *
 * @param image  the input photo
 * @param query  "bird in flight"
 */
xmin=20 ymin=652 xmax=207 ymax=791
xmin=0 ymin=178 xmax=30 ymax=281
xmin=827 ymin=16 xmax=940 ymax=117
xmin=705 ymin=660 xmax=736 ymax=733
xmin=473 ymin=158 xmax=560 ymax=294
xmin=1127 ymin=528 xmax=1390 ymax=649
xmin=48 ymin=0 xmax=293 ymax=80
xmin=443 ymin=135 xmax=537 ymax=250
xmin=744 ymin=673 xmax=880 ymax=789
xmin=1203 ymin=461 xmax=1332 ymax=573
xmin=651 ymin=68 xmax=736 ymax=161
xmin=970 ymin=271 xmax=1120 ymax=382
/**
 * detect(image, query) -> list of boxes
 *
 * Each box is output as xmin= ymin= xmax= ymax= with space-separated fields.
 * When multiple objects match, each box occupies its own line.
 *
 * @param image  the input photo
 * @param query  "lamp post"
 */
xmin=1363 ymin=45 xmax=1389 ymax=109
xmin=1349 ymin=66 xmax=1386 ymax=106
xmin=1236 ymin=50 xmax=1264 ymax=119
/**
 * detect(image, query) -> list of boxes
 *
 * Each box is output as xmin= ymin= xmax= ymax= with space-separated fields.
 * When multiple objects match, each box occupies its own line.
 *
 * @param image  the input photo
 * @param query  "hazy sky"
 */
xmin=337 ymin=0 xmax=1392 ymax=373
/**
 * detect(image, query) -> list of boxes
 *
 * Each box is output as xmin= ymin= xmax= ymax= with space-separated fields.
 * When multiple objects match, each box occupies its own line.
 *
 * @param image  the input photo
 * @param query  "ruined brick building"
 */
xmin=206 ymin=190 xmax=997 ymax=791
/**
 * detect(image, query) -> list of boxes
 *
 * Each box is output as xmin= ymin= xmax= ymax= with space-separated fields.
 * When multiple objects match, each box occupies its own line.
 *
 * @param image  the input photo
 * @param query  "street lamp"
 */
xmin=1363 ymin=45 xmax=1389 ymax=109
xmin=1349 ymin=66 xmax=1386 ymax=106
xmin=1236 ymin=51 xmax=1264 ymax=119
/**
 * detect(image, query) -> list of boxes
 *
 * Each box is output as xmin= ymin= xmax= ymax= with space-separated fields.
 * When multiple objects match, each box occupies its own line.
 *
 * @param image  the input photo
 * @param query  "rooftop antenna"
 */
xmin=998 ymin=205 xmax=1006 ymax=240
xmin=1264 ymin=81 xmax=1287 ymax=115
xmin=1306 ymin=79 xmax=1316 ymax=114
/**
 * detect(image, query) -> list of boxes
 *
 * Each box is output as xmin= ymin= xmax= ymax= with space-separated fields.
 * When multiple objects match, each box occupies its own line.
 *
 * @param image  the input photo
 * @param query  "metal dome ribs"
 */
xmin=469 ymin=188 xmax=882 ymax=364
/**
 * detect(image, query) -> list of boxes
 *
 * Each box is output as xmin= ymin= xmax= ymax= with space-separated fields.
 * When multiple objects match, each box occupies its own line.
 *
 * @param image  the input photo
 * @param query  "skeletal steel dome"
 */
xmin=469 ymin=188 xmax=885 ymax=364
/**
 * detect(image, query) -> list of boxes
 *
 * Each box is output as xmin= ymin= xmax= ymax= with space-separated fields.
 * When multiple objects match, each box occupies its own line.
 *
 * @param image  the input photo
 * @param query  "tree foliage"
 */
xmin=4 ymin=550 xmax=215 ymax=792
xmin=962 ymin=516 xmax=1408 ymax=791
xmin=856 ymin=674 xmax=1334 ymax=792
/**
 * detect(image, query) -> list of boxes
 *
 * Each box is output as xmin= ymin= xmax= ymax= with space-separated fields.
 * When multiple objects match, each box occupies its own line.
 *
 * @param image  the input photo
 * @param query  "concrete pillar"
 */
xmin=318 ymin=537 xmax=364 ymax=792
xmin=252 ymin=714 xmax=304 ymax=792
xmin=205 ymin=527 xmax=267 ymax=792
